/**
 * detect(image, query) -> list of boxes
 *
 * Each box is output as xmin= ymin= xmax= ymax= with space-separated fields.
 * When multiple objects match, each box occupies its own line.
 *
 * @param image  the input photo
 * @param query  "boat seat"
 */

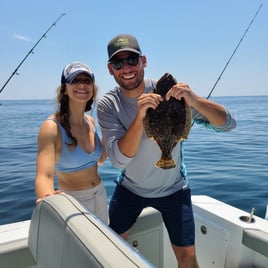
xmin=242 ymin=229 xmax=268 ymax=258
xmin=28 ymin=193 xmax=154 ymax=268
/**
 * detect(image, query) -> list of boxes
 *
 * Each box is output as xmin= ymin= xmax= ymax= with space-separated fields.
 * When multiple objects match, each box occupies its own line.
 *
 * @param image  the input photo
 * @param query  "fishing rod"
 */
xmin=0 ymin=13 xmax=66 ymax=95
xmin=206 ymin=3 xmax=263 ymax=99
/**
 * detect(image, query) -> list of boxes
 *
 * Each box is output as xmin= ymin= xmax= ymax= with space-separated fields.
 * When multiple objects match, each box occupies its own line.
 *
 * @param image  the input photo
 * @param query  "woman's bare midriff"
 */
xmin=56 ymin=166 xmax=101 ymax=191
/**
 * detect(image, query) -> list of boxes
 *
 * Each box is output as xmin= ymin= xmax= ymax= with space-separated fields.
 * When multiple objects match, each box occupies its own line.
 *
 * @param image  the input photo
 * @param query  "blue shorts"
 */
xmin=109 ymin=184 xmax=195 ymax=247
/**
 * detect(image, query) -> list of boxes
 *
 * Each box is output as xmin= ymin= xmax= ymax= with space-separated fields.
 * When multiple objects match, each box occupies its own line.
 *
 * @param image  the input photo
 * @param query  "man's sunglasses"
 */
xmin=70 ymin=77 xmax=92 ymax=85
xmin=110 ymin=54 xmax=141 ymax=70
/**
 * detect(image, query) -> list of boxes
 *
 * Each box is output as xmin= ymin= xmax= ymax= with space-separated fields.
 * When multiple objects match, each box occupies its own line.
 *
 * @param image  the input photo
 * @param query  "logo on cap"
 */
xmin=114 ymin=38 xmax=130 ymax=48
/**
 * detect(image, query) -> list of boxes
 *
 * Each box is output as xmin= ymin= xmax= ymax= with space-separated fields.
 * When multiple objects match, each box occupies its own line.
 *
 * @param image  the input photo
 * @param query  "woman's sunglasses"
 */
xmin=110 ymin=54 xmax=141 ymax=70
xmin=70 ymin=77 xmax=92 ymax=85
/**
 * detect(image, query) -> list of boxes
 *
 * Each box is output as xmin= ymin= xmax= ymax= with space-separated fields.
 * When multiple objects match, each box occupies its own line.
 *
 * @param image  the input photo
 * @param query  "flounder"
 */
xmin=143 ymin=73 xmax=192 ymax=169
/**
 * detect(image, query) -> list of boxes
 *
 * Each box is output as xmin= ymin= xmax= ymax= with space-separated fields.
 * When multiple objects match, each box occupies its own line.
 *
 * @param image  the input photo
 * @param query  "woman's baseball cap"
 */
xmin=61 ymin=62 xmax=95 ymax=84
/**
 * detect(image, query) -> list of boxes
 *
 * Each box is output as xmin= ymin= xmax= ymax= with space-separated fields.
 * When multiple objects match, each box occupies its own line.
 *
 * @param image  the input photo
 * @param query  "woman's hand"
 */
xmin=35 ymin=190 xmax=62 ymax=204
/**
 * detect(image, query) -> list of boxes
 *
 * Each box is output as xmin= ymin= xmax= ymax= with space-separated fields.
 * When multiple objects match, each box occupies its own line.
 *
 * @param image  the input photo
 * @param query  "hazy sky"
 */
xmin=0 ymin=0 xmax=267 ymax=100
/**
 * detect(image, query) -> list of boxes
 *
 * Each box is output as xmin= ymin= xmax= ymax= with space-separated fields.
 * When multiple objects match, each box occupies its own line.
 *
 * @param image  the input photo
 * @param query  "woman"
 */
xmin=35 ymin=61 xmax=108 ymax=224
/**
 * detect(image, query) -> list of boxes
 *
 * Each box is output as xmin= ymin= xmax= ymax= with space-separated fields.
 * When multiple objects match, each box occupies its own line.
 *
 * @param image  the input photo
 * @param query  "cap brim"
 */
xmin=109 ymin=48 xmax=141 ymax=61
xmin=65 ymin=71 xmax=93 ymax=83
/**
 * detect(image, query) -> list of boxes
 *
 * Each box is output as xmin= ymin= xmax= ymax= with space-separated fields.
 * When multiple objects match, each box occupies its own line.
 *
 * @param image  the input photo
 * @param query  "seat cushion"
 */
xmin=28 ymin=193 xmax=153 ymax=268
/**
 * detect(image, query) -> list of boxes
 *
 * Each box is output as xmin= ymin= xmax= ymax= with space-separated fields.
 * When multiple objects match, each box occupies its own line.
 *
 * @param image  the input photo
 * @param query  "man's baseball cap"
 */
xmin=107 ymin=34 xmax=142 ymax=61
xmin=61 ymin=62 xmax=95 ymax=84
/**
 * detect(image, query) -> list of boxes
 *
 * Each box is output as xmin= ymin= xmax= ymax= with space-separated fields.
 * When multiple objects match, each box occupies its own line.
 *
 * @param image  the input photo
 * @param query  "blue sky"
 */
xmin=0 ymin=0 xmax=267 ymax=100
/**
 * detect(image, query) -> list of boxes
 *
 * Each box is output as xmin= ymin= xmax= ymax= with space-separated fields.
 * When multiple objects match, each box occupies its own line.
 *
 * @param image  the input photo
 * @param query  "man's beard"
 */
xmin=115 ymin=69 xmax=144 ymax=91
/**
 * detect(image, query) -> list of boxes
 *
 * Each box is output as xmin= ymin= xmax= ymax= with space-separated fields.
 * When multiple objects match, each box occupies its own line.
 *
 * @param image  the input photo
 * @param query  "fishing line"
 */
xmin=206 ymin=3 xmax=263 ymax=99
xmin=0 ymin=13 xmax=66 ymax=95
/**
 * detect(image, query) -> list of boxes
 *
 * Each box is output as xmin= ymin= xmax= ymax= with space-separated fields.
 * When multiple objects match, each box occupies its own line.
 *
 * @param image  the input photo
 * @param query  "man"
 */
xmin=97 ymin=34 xmax=236 ymax=268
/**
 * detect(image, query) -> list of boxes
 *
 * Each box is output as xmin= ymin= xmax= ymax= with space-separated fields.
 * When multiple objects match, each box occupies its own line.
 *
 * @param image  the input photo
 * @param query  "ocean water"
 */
xmin=0 ymin=96 xmax=267 ymax=225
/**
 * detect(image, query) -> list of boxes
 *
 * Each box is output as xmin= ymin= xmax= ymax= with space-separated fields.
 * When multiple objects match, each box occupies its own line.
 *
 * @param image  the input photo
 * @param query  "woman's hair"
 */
xmin=55 ymin=82 xmax=98 ymax=149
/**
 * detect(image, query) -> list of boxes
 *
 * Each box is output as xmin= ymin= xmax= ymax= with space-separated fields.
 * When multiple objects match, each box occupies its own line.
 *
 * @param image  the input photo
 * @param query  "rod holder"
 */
xmin=239 ymin=208 xmax=255 ymax=223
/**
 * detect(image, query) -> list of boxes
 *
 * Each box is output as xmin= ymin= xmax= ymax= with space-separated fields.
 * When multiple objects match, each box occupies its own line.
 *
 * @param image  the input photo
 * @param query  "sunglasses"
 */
xmin=110 ymin=54 xmax=141 ymax=70
xmin=70 ymin=77 xmax=92 ymax=85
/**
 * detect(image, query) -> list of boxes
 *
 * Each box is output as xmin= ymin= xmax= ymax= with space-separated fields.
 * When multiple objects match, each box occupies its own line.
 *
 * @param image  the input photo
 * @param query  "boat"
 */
xmin=1 ymin=193 xmax=268 ymax=268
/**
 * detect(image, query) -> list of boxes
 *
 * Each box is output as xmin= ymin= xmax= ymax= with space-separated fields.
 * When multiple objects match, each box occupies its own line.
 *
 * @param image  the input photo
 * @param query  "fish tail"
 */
xmin=156 ymin=158 xmax=176 ymax=169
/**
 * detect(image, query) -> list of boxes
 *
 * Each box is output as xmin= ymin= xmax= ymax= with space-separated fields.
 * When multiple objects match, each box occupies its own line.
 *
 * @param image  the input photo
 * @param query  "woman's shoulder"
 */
xmin=37 ymin=114 xmax=61 ymax=152
xmin=40 ymin=114 xmax=59 ymax=132
xmin=46 ymin=113 xmax=57 ymax=121
xmin=84 ymin=114 xmax=95 ymax=125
